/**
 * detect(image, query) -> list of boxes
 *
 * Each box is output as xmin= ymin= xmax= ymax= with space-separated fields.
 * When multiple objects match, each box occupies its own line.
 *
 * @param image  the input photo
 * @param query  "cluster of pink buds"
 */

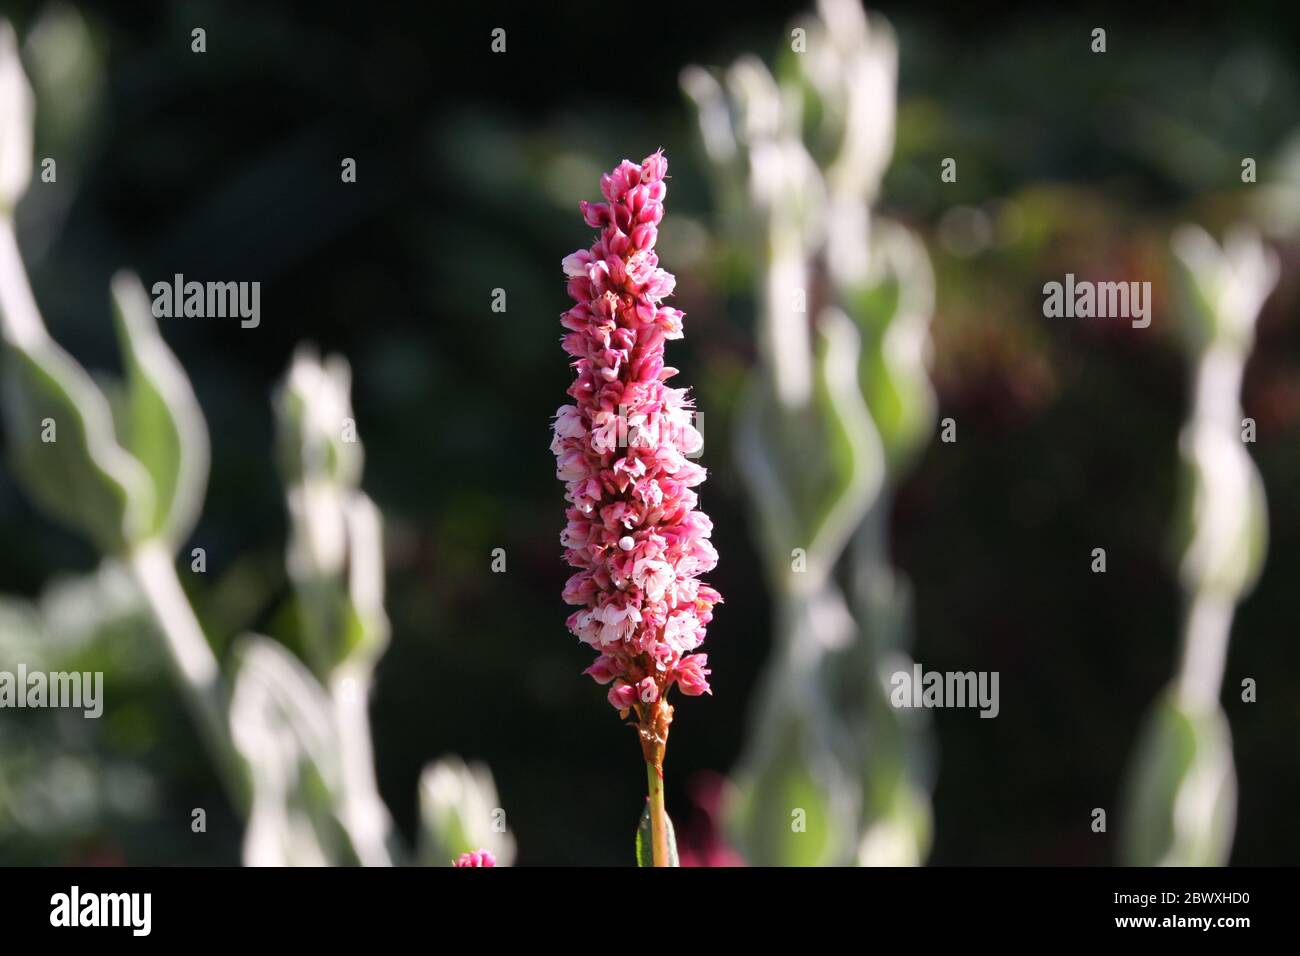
xmin=552 ymin=150 xmax=721 ymax=767
xmin=454 ymin=849 xmax=496 ymax=868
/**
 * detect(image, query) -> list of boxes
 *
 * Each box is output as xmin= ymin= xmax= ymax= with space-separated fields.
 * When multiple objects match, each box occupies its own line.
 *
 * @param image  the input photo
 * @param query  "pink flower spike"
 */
xmin=555 ymin=151 xmax=720 ymax=771
xmin=454 ymin=849 xmax=496 ymax=868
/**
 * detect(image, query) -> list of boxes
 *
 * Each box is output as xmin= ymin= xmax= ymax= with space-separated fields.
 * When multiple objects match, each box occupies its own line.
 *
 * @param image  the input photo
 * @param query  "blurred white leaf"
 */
xmin=0 ymin=20 xmax=33 ymax=212
xmin=418 ymin=756 xmax=515 ymax=867
xmin=276 ymin=347 xmax=362 ymax=491
xmin=1171 ymin=223 xmax=1278 ymax=349
xmin=1 ymin=328 xmax=156 ymax=554
xmin=229 ymin=635 xmax=345 ymax=867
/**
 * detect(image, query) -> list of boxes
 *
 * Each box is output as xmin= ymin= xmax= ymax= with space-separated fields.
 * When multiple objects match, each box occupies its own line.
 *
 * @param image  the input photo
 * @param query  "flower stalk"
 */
xmin=645 ymin=761 xmax=670 ymax=867
xmin=129 ymin=538 xmax=250 ymax=812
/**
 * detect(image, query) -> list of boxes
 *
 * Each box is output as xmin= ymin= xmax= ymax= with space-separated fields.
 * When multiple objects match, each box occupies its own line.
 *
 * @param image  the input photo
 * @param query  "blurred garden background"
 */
xmin=0 ymin=0 xmax=1298 ymax=864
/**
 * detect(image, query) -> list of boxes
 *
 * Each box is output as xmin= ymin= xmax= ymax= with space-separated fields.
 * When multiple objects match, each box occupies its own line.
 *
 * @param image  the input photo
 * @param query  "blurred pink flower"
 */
xmin=677 ymin=771 xmax=745 ymax=868
xmin=454 ymin=850 xmax=496 ymax=868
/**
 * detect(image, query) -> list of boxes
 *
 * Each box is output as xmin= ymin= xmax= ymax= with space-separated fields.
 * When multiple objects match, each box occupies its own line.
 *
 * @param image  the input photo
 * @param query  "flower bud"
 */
xmin=607 ymin=681 xmax=637 ymax=711
xmin=641 ymin=150 xmax=668 ymax=183
xmin=673 ymin=654 xmax=712 ymax=696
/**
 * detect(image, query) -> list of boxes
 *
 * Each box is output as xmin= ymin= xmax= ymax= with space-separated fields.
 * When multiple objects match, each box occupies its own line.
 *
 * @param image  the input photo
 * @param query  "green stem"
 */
xmin=645 ymin=761 xmax=669 ymax=867
xmin=129 ymin=539 xmax=249 ymax=814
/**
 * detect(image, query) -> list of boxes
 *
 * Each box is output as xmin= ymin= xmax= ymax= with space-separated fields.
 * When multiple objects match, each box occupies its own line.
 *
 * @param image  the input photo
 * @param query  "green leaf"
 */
xmin=729 ymin=592 xmax=859 ymax=869
xmin=110 ymin=271 xmax=209 ymax=547
xmin=728 ymin=707 xmax=851 ymax=867
xmin=635 ymin=801 xmax=679 ymax=867
xmin=0 ymin=594 xmax=44 ymax=669
xmin=275 ymin=347 xmax=363 ymax=491
xmin=1170 ymin=224 xmax=1278 ymax=354
xmin=1121 ymin=693 xmax=1236 ymax=866
xmin=857 ymin=781 xmax=932 ymax=867
xmin=2 ymin=335 xmax=153 ymax=553
xmin=340 ymin=493 xmax=389 ymax=665
xmin=838 ymin=221 xmax=936 ymax=479
xmin=734 ymin=307 xmax=882 ymax=591
xmin=275 ymin=350 xmax=385 ymax=678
